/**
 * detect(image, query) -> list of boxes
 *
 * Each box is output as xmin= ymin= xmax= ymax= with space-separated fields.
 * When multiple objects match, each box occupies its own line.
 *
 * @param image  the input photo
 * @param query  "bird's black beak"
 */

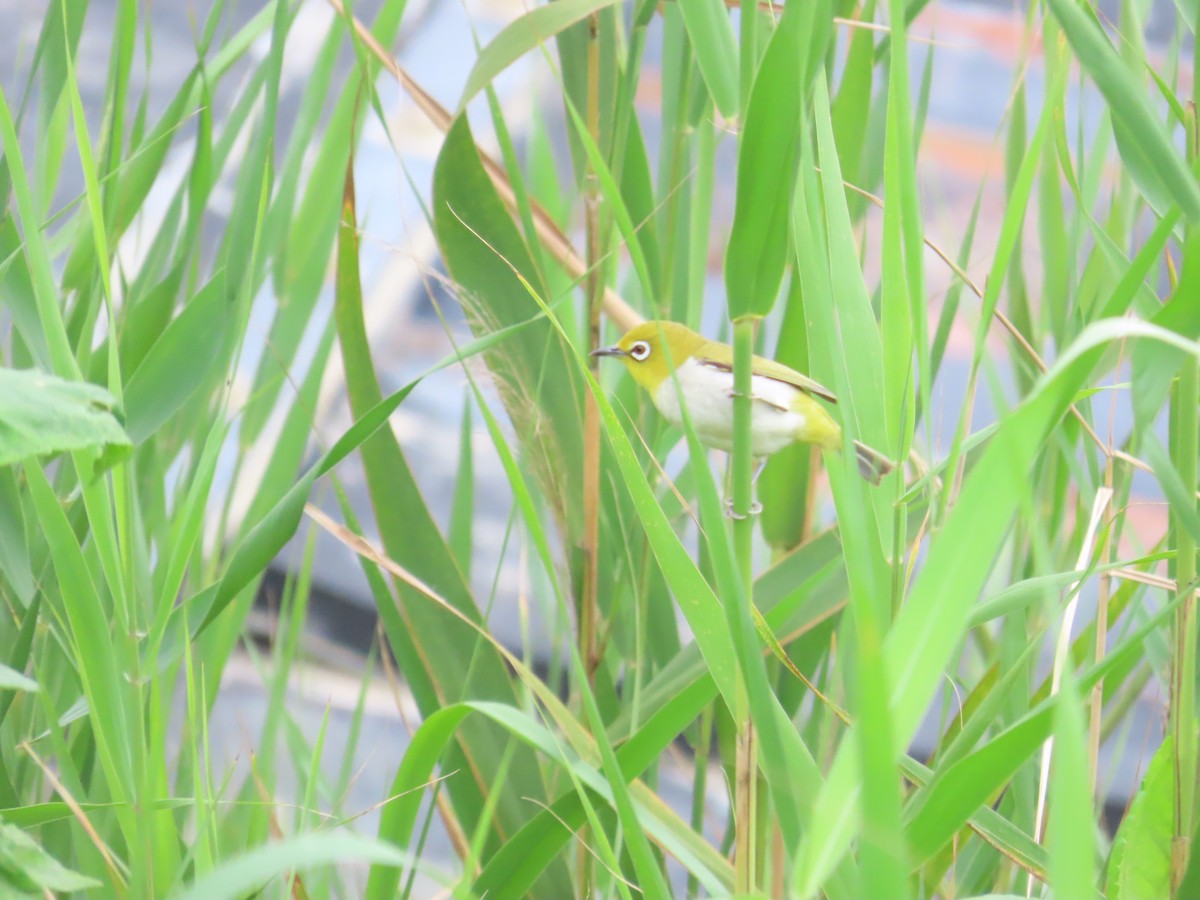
xmin=590 ymin=346 xmax=627 ymax=358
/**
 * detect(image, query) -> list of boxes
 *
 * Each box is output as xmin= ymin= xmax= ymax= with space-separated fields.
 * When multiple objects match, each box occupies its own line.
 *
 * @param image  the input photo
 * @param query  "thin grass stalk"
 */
xmin=578 ymin=14 xmax=604 ymax=896
xmin=580 ymin=10 xmax=604 ymax=689
xmin=1089 ymin=455 xmax=1114 ymax=784
xmin=731 ymin=316 xmax=758 ymax=892
xmin=1031 ymin=486 xmax=1112 ymax=871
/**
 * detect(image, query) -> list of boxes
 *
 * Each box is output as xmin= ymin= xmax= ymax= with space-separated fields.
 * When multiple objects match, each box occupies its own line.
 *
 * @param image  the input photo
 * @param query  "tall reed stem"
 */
xmin=1171 ymin=354 xmax=1198 ymax=895
xmin=731 ymin=317 xmax=758 ymax=892
xmin=578 ymin=11 xmax=605 ymax=896
xmin=581 ymin=12 xmax=604 ymax=685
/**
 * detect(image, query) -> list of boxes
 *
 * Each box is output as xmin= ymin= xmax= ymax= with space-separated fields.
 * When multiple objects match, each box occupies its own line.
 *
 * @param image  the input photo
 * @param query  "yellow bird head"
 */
xmin=590 ymin=321 xmax=708 ymax=392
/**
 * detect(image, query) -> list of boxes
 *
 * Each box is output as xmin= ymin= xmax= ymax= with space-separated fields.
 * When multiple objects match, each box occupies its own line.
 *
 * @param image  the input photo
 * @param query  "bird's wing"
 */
xmin=694 ymin=346 xmax=838 ymax=404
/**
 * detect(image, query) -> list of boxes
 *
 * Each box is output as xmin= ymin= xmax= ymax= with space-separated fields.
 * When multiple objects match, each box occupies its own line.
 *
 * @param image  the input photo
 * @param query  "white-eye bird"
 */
xmin=592 ymin=320 xmax=894 ymax=486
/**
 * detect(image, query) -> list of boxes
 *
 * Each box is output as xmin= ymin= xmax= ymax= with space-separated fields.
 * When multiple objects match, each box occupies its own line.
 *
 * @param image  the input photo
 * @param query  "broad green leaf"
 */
xmin=0 ymin=821 xmax=99 ymax=893
xmin=880 ymin=0 xmax=925 ymax=468
xmin=0 ymin=368 xmax=130 ymax=467
xmin=0 ymin=665 xmax=36 ymax=693
xmin=122 ymin=274 xmax=229 ymax=444
xmin=808 ymin=76 xmax=890 ymax=463
xmin=724 ymin=1 xmax=831 ymax=320
xmin=175 ymin=832 xmax=418 ymax=900
xmin=1046 ymin=665 xmax=1098 ymax=900
xmin=432 ymin=114 xmax=584 ymax=541
xmin=1106 ymin=739 xmax=1173 ymax=900
xmin=24 ymin=462 xmax=136 ymax=807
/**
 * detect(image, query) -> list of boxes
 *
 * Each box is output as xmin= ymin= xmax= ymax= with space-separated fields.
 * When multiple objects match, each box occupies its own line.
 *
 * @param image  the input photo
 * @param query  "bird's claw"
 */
xmin=723 ymin=498 xmax=763 ymax=519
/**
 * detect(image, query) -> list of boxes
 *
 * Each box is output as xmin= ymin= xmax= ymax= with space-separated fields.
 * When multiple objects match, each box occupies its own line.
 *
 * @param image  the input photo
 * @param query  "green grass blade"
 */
xmin=675 ymin=0 xmax=738 ymax=120
xmin=1047 ymin=0 xmax=1200 ymax=221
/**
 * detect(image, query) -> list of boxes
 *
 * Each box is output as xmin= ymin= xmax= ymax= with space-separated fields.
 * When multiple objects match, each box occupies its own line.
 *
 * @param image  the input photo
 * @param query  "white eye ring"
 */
xmin=629 ymin=341 xmax=651 ymax=361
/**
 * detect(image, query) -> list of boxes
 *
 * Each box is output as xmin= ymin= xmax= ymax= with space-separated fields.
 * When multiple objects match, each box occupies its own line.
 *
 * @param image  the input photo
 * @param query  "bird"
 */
xmin=591 ymin=321 xmax=894 ymax=508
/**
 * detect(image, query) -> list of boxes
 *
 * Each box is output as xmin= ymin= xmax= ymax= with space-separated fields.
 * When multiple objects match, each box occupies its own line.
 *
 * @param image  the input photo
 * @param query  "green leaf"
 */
xmin=1046 ymin=665 xmax=1098 ymax=899
xmin=432 ymin=114 xmax=584 ymax=535
xmin=190 ymin=309 xmax=554 ymax=638
xmin=24 ymin=460 xmax=137 ymax=807
xmin=472 ymin=679 xmax=734 ymax=897
xmin=175 ymin=831 xmax=417 ymax=900
xmin=0 ymin=666 xmax=36 ymax=694
xmin=724 ymin=1 xmax=830 ymax=320
xmin=1131 ymin=230 xmax=1200 ymax=430
xmin=476 ymin=531 xmax=847 ymax=898
xmin=0 ymin=368 xmax=130 ymax=467
xmin=675 ymin=0 xmax=739 ymax=120
xmin=448 ymin=393 xmax=474 ymax=574
xmin=793 ymin=315 xmax=1182 ymax=896
xmin=1175 ymin=789 xmax=1200 ymax=898
xmin=460 ymin=0 xmax=622 ymax=110
xmin=346 ymin=146 xmax=572 ymax=897
xmin=1046 ymin=0 xmax=1200 ymax=222
xmin=829 ymin=0 xmax=877 ymax=200
xmin=1106 ymin=739 xmax=1174 ymax=900
xmin=0 ymin=470 xmax=33 ymax=602
xmin=905 ymin=576 xmax=1183 ymax=871
xmin=0 ymin=821 xmax=99 ymax=892
xmin=122 ymin=274 xmax=229 ymax=444
xmin=192 ymin=379 xmax=417 ymax=635
xmin=760 ymin=273 xmax=815 ymax=549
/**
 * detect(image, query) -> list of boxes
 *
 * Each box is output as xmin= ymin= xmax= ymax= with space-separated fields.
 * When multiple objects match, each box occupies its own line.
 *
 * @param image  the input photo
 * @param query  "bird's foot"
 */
xmin=723 ymin=497 xmax=763 ymax=519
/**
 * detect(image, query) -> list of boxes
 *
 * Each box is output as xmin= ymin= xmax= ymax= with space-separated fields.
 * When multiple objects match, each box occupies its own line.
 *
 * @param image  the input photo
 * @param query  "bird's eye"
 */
xmin=629 ymin=341 xmax=651 ymax=361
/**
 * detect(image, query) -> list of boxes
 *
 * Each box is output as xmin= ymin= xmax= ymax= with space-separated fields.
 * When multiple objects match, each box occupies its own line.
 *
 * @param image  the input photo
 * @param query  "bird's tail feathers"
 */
xmin=853 ymin=440 xmax=895 ymax=485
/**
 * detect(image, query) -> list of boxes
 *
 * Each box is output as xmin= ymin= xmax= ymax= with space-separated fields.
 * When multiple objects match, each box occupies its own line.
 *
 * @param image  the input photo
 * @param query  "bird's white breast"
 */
xmin=651 ymin=357 xmax=806 ymax=456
